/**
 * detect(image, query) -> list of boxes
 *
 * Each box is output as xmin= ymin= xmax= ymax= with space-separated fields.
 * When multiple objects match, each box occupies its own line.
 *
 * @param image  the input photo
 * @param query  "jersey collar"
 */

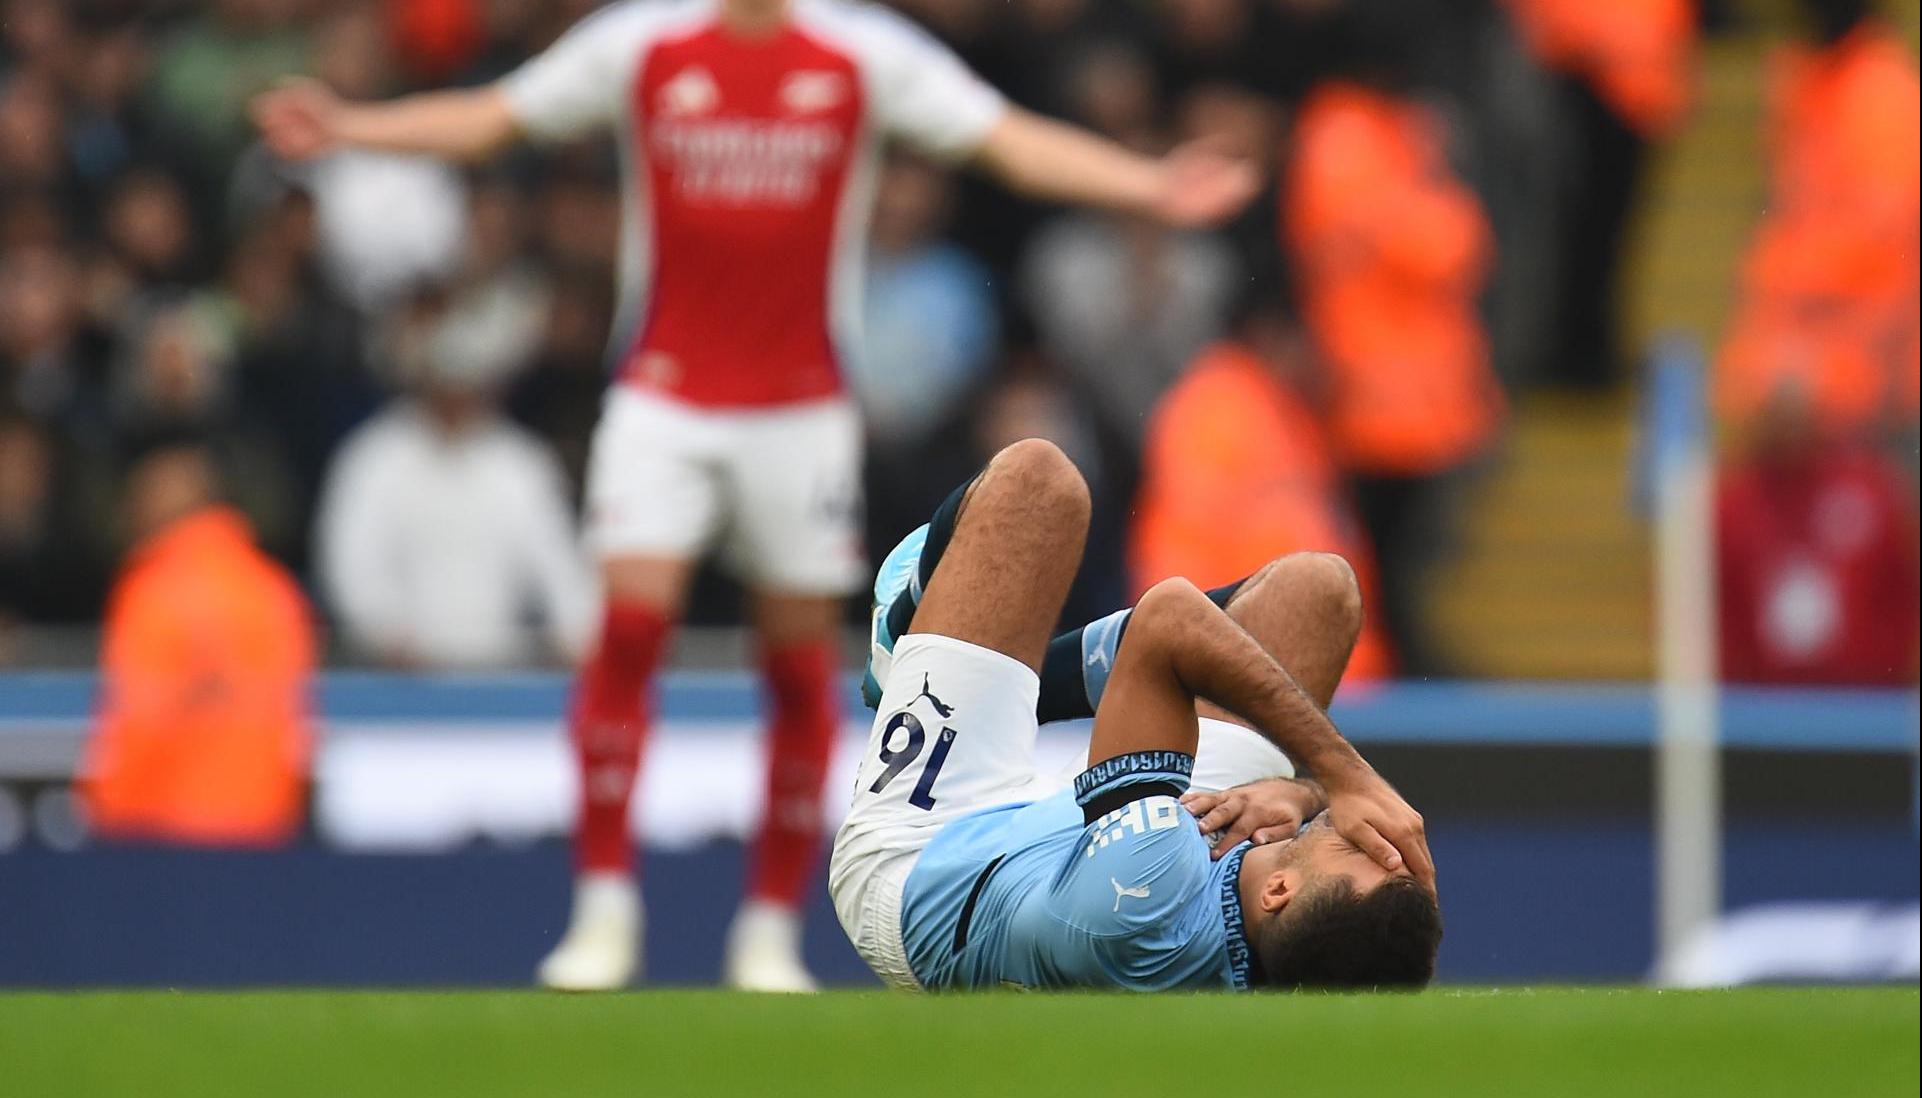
xmin=1218 ymin=841 xmax=1258 ymax=990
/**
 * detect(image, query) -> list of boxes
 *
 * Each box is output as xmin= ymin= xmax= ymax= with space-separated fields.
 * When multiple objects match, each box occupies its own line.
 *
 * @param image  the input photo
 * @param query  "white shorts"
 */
xmin=829 ymin=634 xmax=1044 ymax=989
xmin=828 ymin=632 xmax=1295 ymax=990
xmin=583 ymin=387 xmax=866 ymax=594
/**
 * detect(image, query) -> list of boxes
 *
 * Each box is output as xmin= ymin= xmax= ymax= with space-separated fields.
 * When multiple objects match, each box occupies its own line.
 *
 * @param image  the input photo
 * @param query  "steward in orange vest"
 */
xmin=84 ymin=439 xmax=315 ymax=846
xmin=1133 ymin=335 xmax=1393 ymax=683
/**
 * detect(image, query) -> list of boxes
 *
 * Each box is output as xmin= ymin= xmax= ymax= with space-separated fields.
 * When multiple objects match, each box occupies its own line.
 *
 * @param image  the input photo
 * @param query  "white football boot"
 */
xmin=723 ymin=900 xmax=818 ymax=993
xmin=537 ymin=873 xmax=642 ymax=991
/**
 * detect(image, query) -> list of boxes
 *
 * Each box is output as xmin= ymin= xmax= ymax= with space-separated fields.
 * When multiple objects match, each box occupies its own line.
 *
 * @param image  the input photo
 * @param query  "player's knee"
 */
xmin=989 ymin=438 xmax=1090 ymax=526
xmin=1280 ymin=552 xmax=1363 ymax=639
xmin=1132 ymin=576 xmax=1212 ymax=649
xmin=601 ymin=556 xmax=691 ymax=613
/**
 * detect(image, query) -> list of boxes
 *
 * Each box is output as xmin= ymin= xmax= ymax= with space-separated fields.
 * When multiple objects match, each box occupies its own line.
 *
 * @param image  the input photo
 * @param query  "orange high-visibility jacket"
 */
xmin=1131 ymin=343 xmax=1392 ymax=682
xmin=1284 ymin=84 xmax=1503 ymax=478
xmin=83 ymin=507 xmax=316 ymax=846
xmin=1716 ymin=22 xmax=1921 ymax=434
xmin=1504 ymin=0 xmax=1696 ymax=137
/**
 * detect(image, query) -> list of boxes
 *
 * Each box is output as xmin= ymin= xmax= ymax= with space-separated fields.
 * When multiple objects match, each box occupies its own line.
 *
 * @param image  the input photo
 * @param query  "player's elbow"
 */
xmin=450 ymin=101 xmax=522 ymax=161
xmin=972 ymin=109 xmax=1034 ymax=180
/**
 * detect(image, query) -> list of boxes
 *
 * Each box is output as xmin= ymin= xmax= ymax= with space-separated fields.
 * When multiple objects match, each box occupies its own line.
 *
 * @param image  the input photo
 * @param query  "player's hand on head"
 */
xmin=1153 ymin=138 xmax=1258 ymax=228
xmin=1320 ymin=763 xmax=1435 ymax=888
xmin=1179 ymin=778 xmax=1324 ymax=860
xmin=251 ymin=77 xmax=343 ymax=161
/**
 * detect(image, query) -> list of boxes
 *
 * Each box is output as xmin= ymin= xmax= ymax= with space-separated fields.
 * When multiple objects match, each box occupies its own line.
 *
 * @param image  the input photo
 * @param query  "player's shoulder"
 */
xmin=791 ymin=0 xmax=950 ymax=60
xmin=1071 ymin=794 xmax=1215 ymax=929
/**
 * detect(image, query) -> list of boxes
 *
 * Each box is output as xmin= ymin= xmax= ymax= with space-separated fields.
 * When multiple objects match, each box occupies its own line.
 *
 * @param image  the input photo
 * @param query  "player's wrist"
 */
xmin=1285 ymin=776 xmax=1329 ymax=817
xmin=1303 ymin=746 xmax=1373 ymax=791
xmin=1139 ymin=160 xmax=1181 ymax=219
xmin=328 ymin=102 xmax=375 ymax=146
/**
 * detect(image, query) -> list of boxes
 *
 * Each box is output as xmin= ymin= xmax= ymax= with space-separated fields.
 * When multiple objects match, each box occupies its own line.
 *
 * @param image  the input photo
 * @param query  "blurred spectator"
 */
xmin=388 ymin=0 xmax=489 ymax=87
xmin=848 ymin=154 xmax=997 ymax=553
xmin=0 ymin=414 xmax=107 ymax=643
xmin=109 ymin=297 xmax=301 ymax=557
xmin=1020 ymin=187 xmax=1238 ymax=449
xmin=442 ymin=178 xmax=551 ymax=388
xmin=99 ymin=168 xmax=202 ymax=291
xmin=216 ymin=190 xmax=380 ymax=565
xmin=1504 ymin=0 xmax=1696 ymax=389
xmin=1130 ymin=306 xmax=1391 ymax=683
xmin=148 ymin=0 xmax=309 ymax=176
xmin=1282 ymin=26 xmax=1502 ymax=674
xmin=316 ymin=291 xmax=593 ymax=669
xmin=63 ymin=24 xmax=152 ymax=200
xmin=82 ymin=432 xmax=315 ymax=847
xmin=1717 ymin=385 xmax=1919 ymax=685
xmin=0 ymin=0 xmax=74 ymax=75
xmin=1149 ymin=0 xmax=1281 ymax=102
xmin=0 ymin=68 xmax=73 ymax=199
xmin=1173 ymin=82 xmax=1284 ymax=281
xmin=1715 ymin=0 xmax=1920 ymax=443
xmin=83 ymin=168 xmax=205 ymax=341
xmin=303 ymin=6 xmax=469 ymax=312
xmin=507 ymin=262 xmax=613 ymax=493
xmin=2 ymin=244 xmax=111 ymax=437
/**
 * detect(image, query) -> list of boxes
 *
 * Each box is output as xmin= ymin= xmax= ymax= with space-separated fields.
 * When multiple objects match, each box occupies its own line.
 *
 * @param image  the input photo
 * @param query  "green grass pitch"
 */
xmin=2 ymin=987 xmax=1915 ymax=1097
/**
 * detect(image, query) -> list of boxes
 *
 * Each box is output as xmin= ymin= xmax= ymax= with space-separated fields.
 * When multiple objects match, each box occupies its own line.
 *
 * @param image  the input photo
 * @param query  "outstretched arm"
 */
xmin=251 ymin=78 xmax=520 ymax=162
xmin=1089 ymin=578 xmax=1433 ymax=885
xmin=972 ymin=108 xmax=1257 ymax=228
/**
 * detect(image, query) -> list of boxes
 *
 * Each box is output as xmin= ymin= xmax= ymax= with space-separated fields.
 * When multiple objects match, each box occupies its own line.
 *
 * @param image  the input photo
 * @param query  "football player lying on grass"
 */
xmin=831 ymin=439 xmax=1439 ymax=991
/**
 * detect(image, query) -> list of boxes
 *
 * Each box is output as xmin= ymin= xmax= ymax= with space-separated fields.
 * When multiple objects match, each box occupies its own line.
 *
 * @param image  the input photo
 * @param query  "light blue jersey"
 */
xmin=898 ymin=750 xmax=1257 ymax=991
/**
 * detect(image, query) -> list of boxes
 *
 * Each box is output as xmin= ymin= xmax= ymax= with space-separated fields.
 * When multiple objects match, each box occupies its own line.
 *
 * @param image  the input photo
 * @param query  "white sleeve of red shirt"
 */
xmin=496 ymin=0 xmax=676 ymax=141
xmin=799 ymin=0 xmax=1007 ymax=160
xmin=499 ymin=0 xmax=1006 ymax=158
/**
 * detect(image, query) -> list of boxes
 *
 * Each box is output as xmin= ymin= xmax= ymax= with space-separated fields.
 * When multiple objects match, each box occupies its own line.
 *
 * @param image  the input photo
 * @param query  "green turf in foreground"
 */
xmin=1 ymin=987 xmax=1914 ymax=1098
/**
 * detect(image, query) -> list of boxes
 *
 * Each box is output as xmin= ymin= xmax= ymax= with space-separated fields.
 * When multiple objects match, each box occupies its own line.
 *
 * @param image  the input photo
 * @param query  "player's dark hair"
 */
xmin=1254 ymin=876 xmax=1442 ymax=990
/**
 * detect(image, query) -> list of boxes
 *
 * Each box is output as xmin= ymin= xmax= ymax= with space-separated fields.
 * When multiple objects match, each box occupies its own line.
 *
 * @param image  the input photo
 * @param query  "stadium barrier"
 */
xmin=1 ymin=672 xmax=1915 ymax=986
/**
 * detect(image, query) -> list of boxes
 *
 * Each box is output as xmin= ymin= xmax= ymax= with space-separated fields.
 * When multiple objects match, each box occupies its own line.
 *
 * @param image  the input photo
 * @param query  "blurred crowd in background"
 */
xmin=0 ymin=0 xmax=1916 ymax=682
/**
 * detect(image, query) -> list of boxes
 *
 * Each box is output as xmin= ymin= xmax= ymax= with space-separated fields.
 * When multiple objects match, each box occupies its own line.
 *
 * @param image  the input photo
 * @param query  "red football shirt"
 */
xmin=501 ymin=0 xmax=1005 ymax=407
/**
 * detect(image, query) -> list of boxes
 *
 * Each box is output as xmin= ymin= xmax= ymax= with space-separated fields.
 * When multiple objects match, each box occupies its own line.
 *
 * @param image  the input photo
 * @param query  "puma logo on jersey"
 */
xmin=780 ymin=70 xmax=848 ymax=114
xmin=658 ymin=65 xmax=719 ymax=117
xmin=1111 ymin=878 xmax=1151 ymax=911
xmin=914 ymin=673 xmax=954 ymax=719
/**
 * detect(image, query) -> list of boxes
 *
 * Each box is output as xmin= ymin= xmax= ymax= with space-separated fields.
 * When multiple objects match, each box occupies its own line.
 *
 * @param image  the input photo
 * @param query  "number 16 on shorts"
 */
xmin=868 ymin=711 xmax=956 ymax=811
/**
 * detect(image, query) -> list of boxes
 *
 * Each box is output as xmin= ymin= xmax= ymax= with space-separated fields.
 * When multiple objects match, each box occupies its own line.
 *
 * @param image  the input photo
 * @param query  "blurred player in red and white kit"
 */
xmin=253 ymin=0 xmax=1254 ymax=991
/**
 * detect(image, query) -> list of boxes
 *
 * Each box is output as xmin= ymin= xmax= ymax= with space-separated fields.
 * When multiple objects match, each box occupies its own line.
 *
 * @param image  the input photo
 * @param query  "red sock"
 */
xmin=746 ymin=639 xmax=839 ymax=908
xmin=570 ymin=601 xmax=673 ymax=875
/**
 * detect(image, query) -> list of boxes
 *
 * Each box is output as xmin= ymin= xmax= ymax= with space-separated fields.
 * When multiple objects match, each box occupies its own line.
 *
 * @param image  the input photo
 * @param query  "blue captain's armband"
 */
xmin=1072 ymin=750 xmax=1193 ymax=824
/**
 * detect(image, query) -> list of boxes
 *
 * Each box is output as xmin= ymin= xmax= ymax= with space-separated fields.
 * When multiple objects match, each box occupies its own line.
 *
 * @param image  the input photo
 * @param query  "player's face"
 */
xmin=1272 ymin=811 xmax=1410 ymax=897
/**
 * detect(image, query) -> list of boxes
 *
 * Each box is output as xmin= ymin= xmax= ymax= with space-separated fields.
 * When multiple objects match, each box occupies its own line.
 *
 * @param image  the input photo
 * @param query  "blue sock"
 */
xmin=1034 ymin=575 xmax=1250 ymax=724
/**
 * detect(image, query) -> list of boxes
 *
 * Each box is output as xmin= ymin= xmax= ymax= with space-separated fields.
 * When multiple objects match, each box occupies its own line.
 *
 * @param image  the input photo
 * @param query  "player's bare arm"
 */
xmin=250 ymin=78 xmax=520 ymax=163
xmin=970 ymin=107 xmax=1257 ymax=228
xmin=1091 ymin=578 xmax=1435 ymax=886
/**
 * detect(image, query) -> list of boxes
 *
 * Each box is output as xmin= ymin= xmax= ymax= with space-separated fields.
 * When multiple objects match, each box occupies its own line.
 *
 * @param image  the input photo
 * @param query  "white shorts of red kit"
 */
xmin=583 ymin=386 xmax=866 ymax=595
